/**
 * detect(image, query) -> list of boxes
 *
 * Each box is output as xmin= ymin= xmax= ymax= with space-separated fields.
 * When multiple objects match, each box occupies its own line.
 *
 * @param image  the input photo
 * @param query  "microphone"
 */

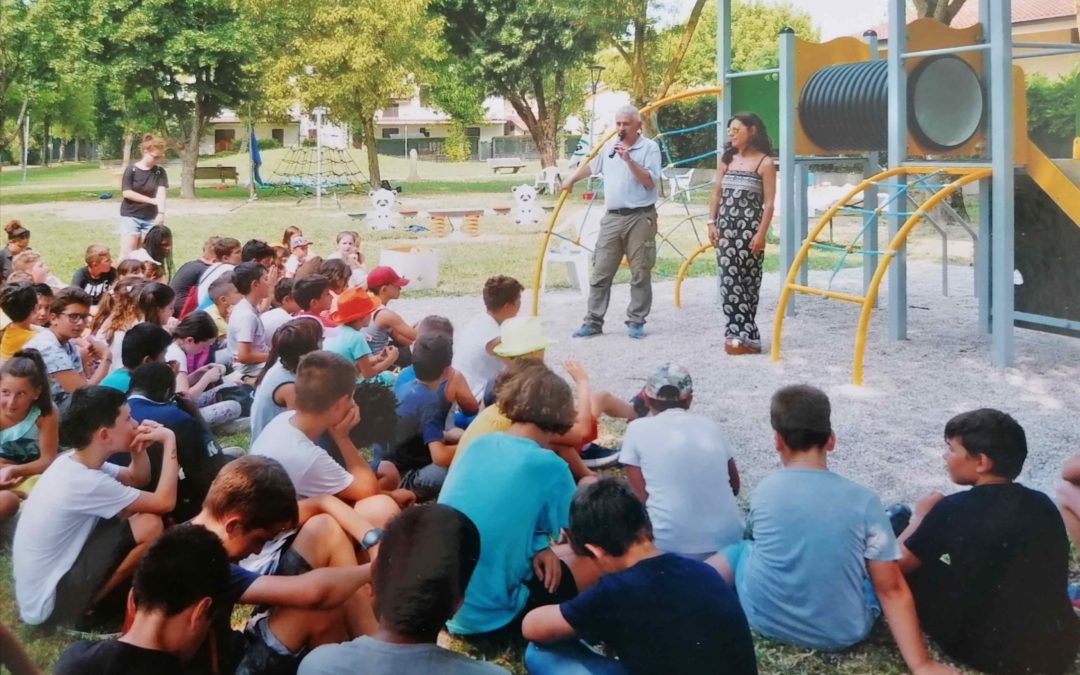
xmin=609 ymin=131 xmax=626 ymax=158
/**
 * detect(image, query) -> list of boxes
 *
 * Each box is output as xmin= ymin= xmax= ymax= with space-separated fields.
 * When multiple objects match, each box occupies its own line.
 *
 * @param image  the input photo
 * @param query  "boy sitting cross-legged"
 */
xmin=13 ymin=386 xmax=178 ymax=628
xmin=898 ymin=409 xmax=1079 ymax=674
xmin=249 ymin=350 xmax=399 ymax=570
xmin=226 ymin=261 xmax=272 ymax=382
xmin=523 ymin=478 xmax=758 ymax=675
xmin=709 ymin=385 xmax=953 ymax=675
xmin=299 ymin=504 xmax=510 ymax=675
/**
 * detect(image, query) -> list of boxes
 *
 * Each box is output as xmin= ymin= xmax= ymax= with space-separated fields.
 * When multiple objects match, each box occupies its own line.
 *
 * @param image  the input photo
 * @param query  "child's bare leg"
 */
xmin=265 ymin=587 xmax=377 ymax=653
xmin=590 ymin=390 xmax=637 ymax=421
xmin=0 ymin=621 xmax=40 ymax=675
xmin=553 ymin=543 xmax=602 ymax=592
xmin=552 ymin=443 xmax=595 ymax=484
xmin=376 ymin=461 xmax=401 ymax=491
xmin=0 ymin=490 xmax=24 ymax=522
xmin=290 ymin=514 xmax=359 ymax=568
xmin=120 ymin=233 xmax=142 ymax=259
xmin=1057 ymin=480 xmax=1080 ymax=548
xmin=353 ymin=493 xmax=400 ymax=530
xmin=94 ymin=513 xmax=162 ymax=604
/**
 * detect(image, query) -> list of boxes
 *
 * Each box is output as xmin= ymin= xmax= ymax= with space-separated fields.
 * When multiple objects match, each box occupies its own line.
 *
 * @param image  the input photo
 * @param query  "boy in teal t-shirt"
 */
xmin=325 ymin=288 xmax=397 ymax=385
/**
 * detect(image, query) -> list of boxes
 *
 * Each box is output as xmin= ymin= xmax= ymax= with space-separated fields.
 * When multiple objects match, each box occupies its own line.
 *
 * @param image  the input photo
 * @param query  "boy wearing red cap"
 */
xmin=325 ymin=287 xmax=398 ymax=383
xmin=365 ymin=266 xmax=416 ymax=368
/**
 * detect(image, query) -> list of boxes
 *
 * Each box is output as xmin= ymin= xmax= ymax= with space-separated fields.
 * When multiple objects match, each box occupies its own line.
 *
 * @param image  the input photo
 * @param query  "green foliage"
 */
xmin=655 ymin=98 xmax=719 ymax=169
xmin=444 ymin=122 xmax=472 ymax=161
xmin=1026 ymin=70 xmax=1080 ymax=159
xmin=599 ymin=0 xmax=818 ymax=95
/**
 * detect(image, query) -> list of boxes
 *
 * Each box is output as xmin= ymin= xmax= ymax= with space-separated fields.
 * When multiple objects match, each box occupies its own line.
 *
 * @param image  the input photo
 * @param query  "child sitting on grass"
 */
xmin=523 ymin=478 xmax=758 ymax=675
xmin=293 ymin=274 xmax=339 ymax=334
xmin=0 ymin=283 xmax=42 ymax=363
xmin=621 ymin=363 xmax=743 ymax=560
xmin=709 ymin=385 xmax=951 ymax=675
xmin=899 ymin=409 xmax=1079 ymax=674
xmin=251 ymin=318 xmax=324 ymax=440
xmin=226 ymin=262 xmax=271 ymax=382
xmin=0 ymin=349 xmax=58 ymax=524
xmin=13 ymin=386 xmax=177 ymax=628
xmin=71 ymin=244 xmax=116 ymax=308
xmin=438 ymin=362 xmax=599 ymax=640
xmin=261 ymin=278 xmax=300 ymax=342
xmin=100 ymin=323 xmax=172 ymax=393
xmin=365 ymin=266 xmax=415 ymax=367
xmin=324 ymin=287 xmax=397 ymax=382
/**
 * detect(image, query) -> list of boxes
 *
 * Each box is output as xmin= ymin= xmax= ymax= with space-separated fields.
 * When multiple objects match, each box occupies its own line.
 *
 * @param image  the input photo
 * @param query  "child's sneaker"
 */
xmin=580 ymin=443 xmax=620 ymax=468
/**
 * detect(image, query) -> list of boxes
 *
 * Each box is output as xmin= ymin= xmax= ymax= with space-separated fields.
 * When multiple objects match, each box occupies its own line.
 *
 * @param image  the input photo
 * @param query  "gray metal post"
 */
xmin=795 ymin=163 xmax=809 ymax=287
xmin=975 ymin=0 xmax=992 ymax=333
xmin=988 ymin=0 xmax=1015 ymax=364
xmin=717 ymin=0 xmax=732 ymax=137
xmin=887 ymin=0 xmax=908 ymax=340
xmin=778 ymin=27 xmax=797 ymax=316
xmin=864 ymin=31 xmax=881 ymax=301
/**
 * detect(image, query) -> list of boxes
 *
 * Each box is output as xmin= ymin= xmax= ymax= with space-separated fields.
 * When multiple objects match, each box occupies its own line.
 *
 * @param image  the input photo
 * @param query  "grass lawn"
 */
xmin=0 ymin=158 xmax=996 ymax=674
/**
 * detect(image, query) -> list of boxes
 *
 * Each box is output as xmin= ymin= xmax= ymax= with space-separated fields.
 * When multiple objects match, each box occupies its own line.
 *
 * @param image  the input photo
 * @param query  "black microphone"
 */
xmin=608 ymin=131 xmax=626 ymax=158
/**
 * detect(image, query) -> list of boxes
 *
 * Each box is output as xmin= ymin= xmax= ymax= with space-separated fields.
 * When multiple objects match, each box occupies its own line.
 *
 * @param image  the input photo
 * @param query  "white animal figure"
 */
xmin=511 ymin=184 xmax=543 ymax=227
xmin=368 ymin=188 xmax=402 ymax=231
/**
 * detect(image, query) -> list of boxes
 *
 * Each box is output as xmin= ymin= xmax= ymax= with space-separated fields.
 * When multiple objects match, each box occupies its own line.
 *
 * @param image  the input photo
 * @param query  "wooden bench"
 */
xmin=487 ymin=157 xmax=526 ymax=174
xmin=194 ymin=165 xmax=239 ymax=184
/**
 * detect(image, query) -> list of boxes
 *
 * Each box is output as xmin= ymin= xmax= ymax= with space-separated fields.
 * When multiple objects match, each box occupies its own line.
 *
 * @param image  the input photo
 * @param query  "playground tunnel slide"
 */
xmin=1014 ymin=141 xmax=1080 ymax=338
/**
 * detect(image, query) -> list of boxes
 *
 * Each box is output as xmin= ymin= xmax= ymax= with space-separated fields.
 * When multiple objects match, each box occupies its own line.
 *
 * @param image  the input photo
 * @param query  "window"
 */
xmin=465 ymin=127 xmax=481 ymax=138
xmin=381 ymin=127 xmax=399 ymax=139
xmin=383 ymin=103 xmax=399 ymax=117
xmin=272 ymin=128 xmax=284 ymax=144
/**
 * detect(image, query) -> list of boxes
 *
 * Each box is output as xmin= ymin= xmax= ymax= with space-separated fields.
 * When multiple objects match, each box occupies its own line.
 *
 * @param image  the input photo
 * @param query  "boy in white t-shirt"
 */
xmin=226 ymin=262 xmax=271 ymax=382
xmin=13 ymin=386 xmax=179 ymax=627
xmin=452 ymin=275 xmax=524 ymax=405
xmin=621 ymin=364 xmax=743 ymax=560
xmin=250 ymin=351 xmax=400 ymax=561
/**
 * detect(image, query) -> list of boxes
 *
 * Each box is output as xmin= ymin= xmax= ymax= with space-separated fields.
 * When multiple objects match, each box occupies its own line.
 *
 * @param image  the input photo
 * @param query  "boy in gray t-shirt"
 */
xmin=299 ymin=504 xmax=508 ymax=675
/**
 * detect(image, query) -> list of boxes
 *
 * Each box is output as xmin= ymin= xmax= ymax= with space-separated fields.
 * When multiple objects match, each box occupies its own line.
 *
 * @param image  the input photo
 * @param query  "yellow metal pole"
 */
xmin=852 ymin=169 xmax=991 ymax=384
xmin=674 ymin=243 xmax=714 ymax=309
xmin=770 ymin=165 xmax=910 ymax=363
xmin=529 ymin=87 xmax=724 ymax=316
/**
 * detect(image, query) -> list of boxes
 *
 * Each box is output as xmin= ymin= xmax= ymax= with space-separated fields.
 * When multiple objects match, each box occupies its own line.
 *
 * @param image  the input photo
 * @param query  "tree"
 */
xmin=60 ymin=0 xmax=261 ymax=197
xmin=425 ymin=58 xmax=486 ymax=161
xmin=597 ymin=1 xmax=817 ymax=104
xmin=431 ymin=0 xmax=601 ymax=167
xmin=255 ymin=0 xmax=438 ymax=185
xmin=912 ymin=0 xmax=968 ymax=24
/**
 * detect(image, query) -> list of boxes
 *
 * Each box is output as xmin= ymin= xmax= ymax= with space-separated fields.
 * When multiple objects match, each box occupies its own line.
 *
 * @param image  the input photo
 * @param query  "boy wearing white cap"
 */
xmin=621 ymin=364 xmax=744 ymax=560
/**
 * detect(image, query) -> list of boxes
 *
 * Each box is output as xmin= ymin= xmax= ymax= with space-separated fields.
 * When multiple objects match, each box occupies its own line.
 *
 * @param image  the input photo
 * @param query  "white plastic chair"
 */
xmin=664 ymin=167 xmax=695 ymax=202
xmin=540 ymin=206 xmax=603 ymax=295
xmin=535 ymin=166 xmax=562 ymax=195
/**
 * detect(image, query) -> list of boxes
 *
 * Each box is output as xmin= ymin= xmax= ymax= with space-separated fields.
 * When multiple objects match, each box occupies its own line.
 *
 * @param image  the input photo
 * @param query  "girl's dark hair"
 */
xmin=172 ymin=310 xmax=217 ymax=343
xmin=137 ymin=282 xmax=176 ymax=325
xmin=116 ymin=258 xmax=144 ymax=277
xmin=4 ymin=220 xmax=30 ymax=241
xmin=350 ymin=381 xmax=398 ymax=449
xmin=319 ymin=258 xmax=351 ymax=290
xmin=0 ymin=283 xmax=38 ymax=322
xmin=1 ymin=348 xmax=54 ymax=416
xmin=143 ymin=225 xmax=174 ymax=279
xmin=255 ymin=318 xmax=322 ymax=387
xmin=721 ymin=112 xmax=774 ymax=166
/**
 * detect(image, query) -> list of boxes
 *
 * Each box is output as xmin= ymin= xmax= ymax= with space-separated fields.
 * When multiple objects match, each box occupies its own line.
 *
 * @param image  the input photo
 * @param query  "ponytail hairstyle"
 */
xmin=137 ymin=282 xmax=176 ymax=325
xmin=1 ymin=348 xmax=54 ymax=416
xmin=141 ymin=133 xmax=166 ymax=156
xmin=143 ymin=225 xmax=174 ymax=279
xmin=721 ymin=112 xmax=774 ymax=166
xmin=319 ymin=258 xmax=351 ymax=292
xmin=255 ymin=318 xmax=322 ymax=387
xmin=4 ymin=219 xmax=30 ymax=243
xmin=91 ymin=275 xmax=145 ymax=339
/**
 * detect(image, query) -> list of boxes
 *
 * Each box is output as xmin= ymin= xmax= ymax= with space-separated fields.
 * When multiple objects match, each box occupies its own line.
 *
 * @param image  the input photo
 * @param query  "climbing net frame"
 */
xmin=262 ymin=146 xmax=371 ymax=204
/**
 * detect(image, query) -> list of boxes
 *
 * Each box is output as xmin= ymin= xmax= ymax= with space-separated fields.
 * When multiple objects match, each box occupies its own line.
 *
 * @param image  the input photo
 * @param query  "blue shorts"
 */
xmin=118 ymin=215 xmax=155 ymax=236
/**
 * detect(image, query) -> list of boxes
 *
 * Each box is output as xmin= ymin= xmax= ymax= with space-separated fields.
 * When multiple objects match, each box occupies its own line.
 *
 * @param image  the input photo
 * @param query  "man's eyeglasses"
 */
xmin=59 ymin=312 xmax=90 ymax=322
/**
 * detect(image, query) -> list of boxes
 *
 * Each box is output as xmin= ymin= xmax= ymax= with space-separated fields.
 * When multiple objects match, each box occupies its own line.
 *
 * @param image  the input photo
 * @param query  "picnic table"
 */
xmin=487 ymin=157 xmax=526 ymax=174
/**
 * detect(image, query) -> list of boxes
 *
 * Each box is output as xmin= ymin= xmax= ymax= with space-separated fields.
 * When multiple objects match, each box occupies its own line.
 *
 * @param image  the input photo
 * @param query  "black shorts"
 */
xmin=458 ymin=559 xmax=578 ymax=648
xmin=273 ymin=543 xmax=314 ymax=577
xmin=50 ymin=517 xmax=135 ymax=627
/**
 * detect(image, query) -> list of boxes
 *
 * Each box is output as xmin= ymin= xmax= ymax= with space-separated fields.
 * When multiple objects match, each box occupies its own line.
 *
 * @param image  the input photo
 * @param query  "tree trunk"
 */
xmin=121 ymin=133 xmax=134 ymax=164
xmin=42 ymin=119 xmax=50 ymax=166
xmin=74 ymin=138 xmax=80 ymax=162
xmin=178 ymin=102 xmax=207 ymax=199
xmin=362 ymin=115 xmax=381 ymax=186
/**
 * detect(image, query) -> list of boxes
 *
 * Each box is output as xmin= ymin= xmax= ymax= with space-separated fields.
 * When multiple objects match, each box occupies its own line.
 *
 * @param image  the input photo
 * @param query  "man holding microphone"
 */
xmin=561 ymin=105 xmax=662 ymax=340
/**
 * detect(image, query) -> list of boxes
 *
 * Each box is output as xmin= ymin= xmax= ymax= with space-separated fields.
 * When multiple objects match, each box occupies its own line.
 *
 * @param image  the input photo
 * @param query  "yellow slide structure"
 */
xmin=1025 ymin=139 xmax=1080 ymax=228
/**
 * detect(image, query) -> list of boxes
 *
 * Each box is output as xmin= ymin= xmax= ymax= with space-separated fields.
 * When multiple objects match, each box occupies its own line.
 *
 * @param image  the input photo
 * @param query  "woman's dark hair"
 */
xmin=0 ymin=283 xmax=38 ymax=322
xmin=172 ymin=310 xmax=218 ymax=343
xmin=721 ymin=112 xmax=774 ymax=165
xmin=255 ymin=318 xmax=322 ymax=387
xmin=116 ymin=258 xmax=144 ymax=277
xmin=319 ymin=258 xmax=351 ymax=290
xmin=137 ymin=282 xmax=176 ymax=325
xmin=0 ymin=348 xmax=54 ymax=416
xmin=143 ymin=225 xmax=174 ymax=278
xmin=4 ymin=220 xmax=30 ymax=242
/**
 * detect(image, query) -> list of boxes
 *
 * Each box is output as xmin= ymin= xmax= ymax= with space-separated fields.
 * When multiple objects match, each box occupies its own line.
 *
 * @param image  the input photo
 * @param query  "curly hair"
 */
xmin=350 ymin=381 xmax=399 ymax=450
xmin=90 ymin=276 xmax=145 ymax=341
xmin=496 ymin=361 xmax=575 ymax=434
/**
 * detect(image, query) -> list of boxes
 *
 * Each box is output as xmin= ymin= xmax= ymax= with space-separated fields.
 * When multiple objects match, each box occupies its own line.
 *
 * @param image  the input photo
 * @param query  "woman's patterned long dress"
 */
xmin=715 ymin=165 xmax=765 ymax=349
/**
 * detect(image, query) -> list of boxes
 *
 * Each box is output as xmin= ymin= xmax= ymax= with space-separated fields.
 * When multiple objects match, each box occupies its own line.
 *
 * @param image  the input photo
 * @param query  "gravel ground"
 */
xmin=394 ymin=261 xmax=1080 ymax=504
